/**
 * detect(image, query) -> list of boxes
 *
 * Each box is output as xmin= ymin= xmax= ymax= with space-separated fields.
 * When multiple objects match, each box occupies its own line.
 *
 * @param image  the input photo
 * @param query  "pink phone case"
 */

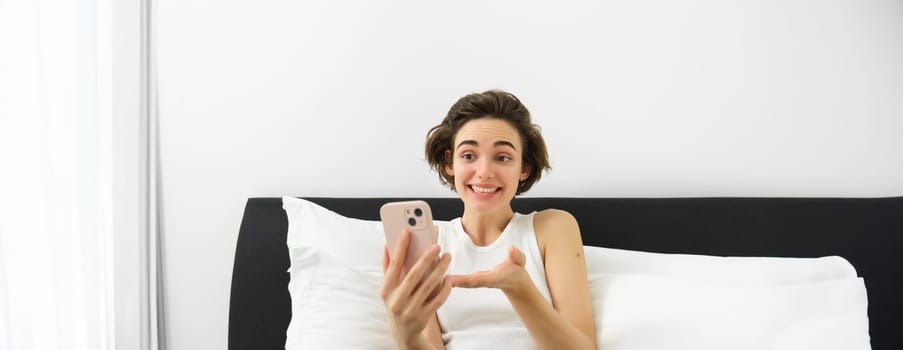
xmin=380 ymin=200 xmax=437 ymax=275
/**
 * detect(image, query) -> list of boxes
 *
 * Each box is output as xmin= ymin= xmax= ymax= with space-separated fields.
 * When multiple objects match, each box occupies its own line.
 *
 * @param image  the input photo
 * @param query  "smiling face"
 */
xmin=445 ymin=118 xmax=531 ymax=213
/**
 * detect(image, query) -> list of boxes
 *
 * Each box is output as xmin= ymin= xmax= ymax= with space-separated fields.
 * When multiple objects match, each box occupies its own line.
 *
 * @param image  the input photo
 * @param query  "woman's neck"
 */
xmin=460 ymin=206 xmax=515 ymax=246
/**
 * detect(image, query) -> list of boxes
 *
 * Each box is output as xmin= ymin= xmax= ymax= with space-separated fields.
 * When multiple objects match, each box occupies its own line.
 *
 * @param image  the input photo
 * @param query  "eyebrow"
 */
xmin=456 ymin=140 xmax=517 ymax=151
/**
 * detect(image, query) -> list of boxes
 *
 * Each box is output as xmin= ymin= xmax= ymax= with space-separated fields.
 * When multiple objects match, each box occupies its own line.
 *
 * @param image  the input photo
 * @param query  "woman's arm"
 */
xmin=515 ymin=209 xmax=596 ymax=349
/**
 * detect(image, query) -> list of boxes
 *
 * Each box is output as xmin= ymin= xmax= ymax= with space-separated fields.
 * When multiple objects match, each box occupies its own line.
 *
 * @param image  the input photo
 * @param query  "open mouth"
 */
xmin=468 ymin=185 xmax=500 ymax=194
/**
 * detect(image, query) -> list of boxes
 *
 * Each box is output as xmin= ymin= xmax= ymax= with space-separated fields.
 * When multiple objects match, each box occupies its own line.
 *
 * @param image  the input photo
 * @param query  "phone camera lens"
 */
xmin=414 ymin=208 xmax=423 ymax=217
xmin=408 ymin=217 xmax=416 ymax=226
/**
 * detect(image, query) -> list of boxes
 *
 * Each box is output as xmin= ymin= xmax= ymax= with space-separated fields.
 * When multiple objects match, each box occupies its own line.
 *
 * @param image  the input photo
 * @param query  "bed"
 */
xmin=228 ymin=196 xmax=902 ymax=349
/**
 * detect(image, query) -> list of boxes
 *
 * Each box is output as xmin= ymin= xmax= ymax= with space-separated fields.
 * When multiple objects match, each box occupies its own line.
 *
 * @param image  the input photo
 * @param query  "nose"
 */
xmin=475 ymin=158 xmax=494 ymax=180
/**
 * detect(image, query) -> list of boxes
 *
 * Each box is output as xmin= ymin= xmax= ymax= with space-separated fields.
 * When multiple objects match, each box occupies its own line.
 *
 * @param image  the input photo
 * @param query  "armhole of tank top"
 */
xmin=437 ymin=220 xmax=449 ymax=252
xmin=526 ymin=212 xmax=547 ymax=272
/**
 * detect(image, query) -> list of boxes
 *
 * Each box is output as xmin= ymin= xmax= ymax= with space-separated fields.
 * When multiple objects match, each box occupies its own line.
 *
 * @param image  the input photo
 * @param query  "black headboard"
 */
xmin=228 ymin=197 xmax=903 ymax=350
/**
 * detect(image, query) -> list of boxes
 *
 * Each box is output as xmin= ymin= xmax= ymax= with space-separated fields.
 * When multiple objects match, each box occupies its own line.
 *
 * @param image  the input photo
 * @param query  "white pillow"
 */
xmin=285 ymin=247 xmax=395 ymax=349
xmin=583 ymin=246 xmax=858 ymax=285
xmin=589 ymin=273 xmax=871 ymax=350
xmin=282 ymin=197 xmax=870 ymax=350
xmin=283 ymin=197 xmax=392 ymax=349
xmin=283 ymin=196 xmax=386 ymax=269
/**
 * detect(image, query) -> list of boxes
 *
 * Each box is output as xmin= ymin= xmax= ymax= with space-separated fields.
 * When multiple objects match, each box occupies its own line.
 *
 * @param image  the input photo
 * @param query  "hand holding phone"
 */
xmin=378 ymin=200 xmax=453 ymax=347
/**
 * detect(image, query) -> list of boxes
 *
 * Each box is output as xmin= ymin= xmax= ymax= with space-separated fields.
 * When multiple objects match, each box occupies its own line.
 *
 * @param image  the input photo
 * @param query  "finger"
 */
xmin=384 ymin=230 xmax=411 ymax=284
xmin=509 ymin=246 xmax=526 ymax=266
xmin=447 ymin=274 xmax=471 ymax=288
xmin=379 ymin=245 xmax=392 ymax=300
xmin=408 ymin=252 xmax=451 ymax=308
xmin=423 ymin=252 xmax=452 ymax=293
xmin=448 ymin=271 xmax=489 ymax=288
xmin=396 ymin=244 xmax=441 ymax=298
xmin=382 ymin=244 xmax=389 ymax=273
xmin=425 ymin=275 xmax=455 ymax=313
xmin=425 ymin=252 xmax=453 ymax=300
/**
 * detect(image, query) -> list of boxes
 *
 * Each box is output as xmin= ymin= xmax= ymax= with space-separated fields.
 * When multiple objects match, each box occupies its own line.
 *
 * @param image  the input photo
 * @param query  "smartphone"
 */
xmin=380 ymin=200 xmax=438 ymax=276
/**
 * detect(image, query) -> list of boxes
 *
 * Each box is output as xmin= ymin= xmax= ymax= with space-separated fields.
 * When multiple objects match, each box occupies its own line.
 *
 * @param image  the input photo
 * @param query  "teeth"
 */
xmin=471 ymin=185 xmax=498 ymax=193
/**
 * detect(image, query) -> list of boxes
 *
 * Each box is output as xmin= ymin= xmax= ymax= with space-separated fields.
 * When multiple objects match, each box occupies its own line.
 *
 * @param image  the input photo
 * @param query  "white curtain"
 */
xmin=0 ymin=0 xmax=160 ymax=349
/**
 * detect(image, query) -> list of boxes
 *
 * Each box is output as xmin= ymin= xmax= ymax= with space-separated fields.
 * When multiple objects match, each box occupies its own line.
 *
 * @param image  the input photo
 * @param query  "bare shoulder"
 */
xmin=533 ymin=209 xmax=583 ymax=258
xmin=534 ymin=208 xmax=578 ymax=227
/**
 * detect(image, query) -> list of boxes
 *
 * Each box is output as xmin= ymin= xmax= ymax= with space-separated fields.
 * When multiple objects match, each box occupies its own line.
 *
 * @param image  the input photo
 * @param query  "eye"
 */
xmin=497 ymin=155 xmax=512 ymax=162
xmin=461 ymin=153 xmax=475 ymax=161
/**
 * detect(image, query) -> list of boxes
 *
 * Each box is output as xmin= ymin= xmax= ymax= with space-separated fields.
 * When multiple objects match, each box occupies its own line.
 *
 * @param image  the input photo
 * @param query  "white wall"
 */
xmin=157 ymin=1 xmax=903 ymax=348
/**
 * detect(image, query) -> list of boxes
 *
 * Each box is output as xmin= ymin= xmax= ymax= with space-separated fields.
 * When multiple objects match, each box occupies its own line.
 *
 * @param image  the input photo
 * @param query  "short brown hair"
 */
xmin=425 ymin=89 xmax=550 ymax=195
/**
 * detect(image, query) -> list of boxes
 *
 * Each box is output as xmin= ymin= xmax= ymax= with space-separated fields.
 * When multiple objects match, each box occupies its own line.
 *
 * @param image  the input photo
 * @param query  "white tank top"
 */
xmin=436 ymin=212 xmax=553 ymax=349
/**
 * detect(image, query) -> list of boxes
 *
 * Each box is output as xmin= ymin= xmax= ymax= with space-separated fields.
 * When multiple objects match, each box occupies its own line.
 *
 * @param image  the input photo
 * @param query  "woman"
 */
xmin=379 ymin=90 xmax=596 ymax=349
